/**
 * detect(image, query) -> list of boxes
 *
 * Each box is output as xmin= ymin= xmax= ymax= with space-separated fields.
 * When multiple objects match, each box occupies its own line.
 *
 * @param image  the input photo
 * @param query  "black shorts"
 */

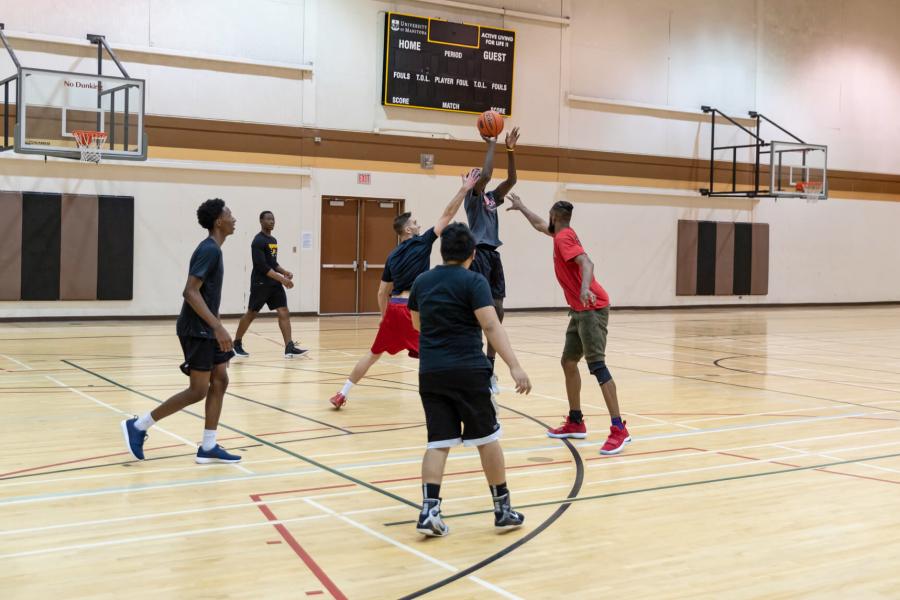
xmin=179 ymin=335 xmax=234 ymax=372
xmin=419 ymin=368 xmax=501 ymax=449
xmin=248 ymin=283 xmax=287 ymax=312
xmin=470 ymin=246 xmax=505 ymax=300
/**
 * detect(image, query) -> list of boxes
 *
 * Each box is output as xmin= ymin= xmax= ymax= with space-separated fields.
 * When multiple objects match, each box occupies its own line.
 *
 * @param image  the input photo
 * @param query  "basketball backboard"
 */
xmin=15 ymin=68 xmax=146 ymax=161
xmin=768 ymin=141 xmax=827 ymax=200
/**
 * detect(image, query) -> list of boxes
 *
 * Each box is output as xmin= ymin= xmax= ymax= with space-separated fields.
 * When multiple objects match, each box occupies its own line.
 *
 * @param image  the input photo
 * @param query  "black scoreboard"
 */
xmin=382 ymin=12 xmax=516 ymax=116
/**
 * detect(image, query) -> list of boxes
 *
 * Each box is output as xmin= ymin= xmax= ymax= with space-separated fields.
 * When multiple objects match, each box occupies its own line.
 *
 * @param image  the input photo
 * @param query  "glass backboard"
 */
xmin=15 ymin=67 xmax=146 ymax=160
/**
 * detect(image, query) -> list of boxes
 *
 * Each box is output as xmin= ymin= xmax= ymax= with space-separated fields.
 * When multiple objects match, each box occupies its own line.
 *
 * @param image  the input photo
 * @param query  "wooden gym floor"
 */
xmin=2 ymin=307 xmax=900 ymax=599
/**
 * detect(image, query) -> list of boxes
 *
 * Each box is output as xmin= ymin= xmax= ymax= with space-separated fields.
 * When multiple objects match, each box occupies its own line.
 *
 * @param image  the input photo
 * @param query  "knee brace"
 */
xmin=588 ymin=361 xmax=612 ymax=385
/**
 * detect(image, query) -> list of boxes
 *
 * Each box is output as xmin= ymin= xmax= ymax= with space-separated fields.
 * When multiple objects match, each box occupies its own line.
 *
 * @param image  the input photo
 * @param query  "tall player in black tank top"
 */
xmin=329 ymin=169 xmax=480 ymax=409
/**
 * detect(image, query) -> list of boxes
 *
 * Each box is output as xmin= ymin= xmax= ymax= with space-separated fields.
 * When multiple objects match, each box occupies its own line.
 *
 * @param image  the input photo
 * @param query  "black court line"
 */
xmin=713 ymin=356 xmax=900 ymax=414
xmin=224 ymin=391 xmax=352 ymax=434
xmin=61 ymin=359 xmax=419 ymax=509
xmin=516 ymin=347 xmax=900 ymax=419
xmin=385 ymin=450 xmax=900 ymax=526
xmin=398 ymin=404 xmax=584 ymax=600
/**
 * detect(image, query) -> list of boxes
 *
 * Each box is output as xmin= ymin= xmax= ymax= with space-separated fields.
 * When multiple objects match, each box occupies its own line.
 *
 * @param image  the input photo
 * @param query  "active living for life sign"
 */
xmin=382 ymin=12 xmax=516 ymax=116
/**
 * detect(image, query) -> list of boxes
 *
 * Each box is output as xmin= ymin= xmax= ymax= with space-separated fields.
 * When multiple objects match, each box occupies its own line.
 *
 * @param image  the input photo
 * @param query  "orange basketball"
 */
xmin=476 ymin=110 xmax=504 ymax=138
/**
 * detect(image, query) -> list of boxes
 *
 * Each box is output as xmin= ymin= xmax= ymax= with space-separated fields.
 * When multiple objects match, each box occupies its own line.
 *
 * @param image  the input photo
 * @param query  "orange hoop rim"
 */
xmin=72 ymin=130 xmax=108 ymax=146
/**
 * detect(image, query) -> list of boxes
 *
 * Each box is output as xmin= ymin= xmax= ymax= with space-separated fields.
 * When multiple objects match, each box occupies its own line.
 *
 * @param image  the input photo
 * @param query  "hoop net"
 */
xmin=795 ymin=181 xmax=823 ymax=196
xmin=72 ymin=130 xmax=108 ymax=164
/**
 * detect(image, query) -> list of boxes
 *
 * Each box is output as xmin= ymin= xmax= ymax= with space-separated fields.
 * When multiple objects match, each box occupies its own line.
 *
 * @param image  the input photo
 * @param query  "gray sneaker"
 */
xmin=416 ymin=498 xmax=449 ymax=537
xmin=493 ymin=493 xmax=524 ymax=530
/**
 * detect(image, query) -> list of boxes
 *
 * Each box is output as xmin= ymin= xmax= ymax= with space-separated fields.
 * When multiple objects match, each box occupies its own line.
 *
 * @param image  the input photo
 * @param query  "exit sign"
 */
xmin=358 ymin=173 xmax=371 ymax=185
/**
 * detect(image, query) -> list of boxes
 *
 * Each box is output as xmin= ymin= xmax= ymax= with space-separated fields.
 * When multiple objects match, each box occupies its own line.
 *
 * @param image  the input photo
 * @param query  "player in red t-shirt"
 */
xmin=506 ymin=195 xmax=631 ymax=454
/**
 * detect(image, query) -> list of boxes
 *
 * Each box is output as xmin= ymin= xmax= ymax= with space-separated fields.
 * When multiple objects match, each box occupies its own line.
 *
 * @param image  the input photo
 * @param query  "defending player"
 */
xmin=506 ymin=194 xmax=631 ymax=455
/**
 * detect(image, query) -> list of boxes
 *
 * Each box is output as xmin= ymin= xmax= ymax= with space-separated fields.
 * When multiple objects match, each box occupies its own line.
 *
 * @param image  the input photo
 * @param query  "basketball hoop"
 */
xmin=72 ymin=130 xmax=108 ymax=164
xmin=795 ymin=181 xmax=823 ymax=196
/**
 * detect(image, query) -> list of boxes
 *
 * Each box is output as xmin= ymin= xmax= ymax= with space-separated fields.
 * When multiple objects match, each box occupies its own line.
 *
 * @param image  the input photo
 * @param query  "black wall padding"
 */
xmin=97 ymin=196 xmax=135 ymax=300
xmin=733 ymin=223 xmax=753 ymax=295
xmin=21 ymin=192 xmax=61 ymax=300
xmin=696 ymin=221 xmax=717 ymax=295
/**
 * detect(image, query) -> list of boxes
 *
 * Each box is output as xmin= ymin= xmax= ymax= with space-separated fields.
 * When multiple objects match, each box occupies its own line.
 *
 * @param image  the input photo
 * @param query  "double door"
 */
xmin=320 ymin=197 xmax=402 ymax=314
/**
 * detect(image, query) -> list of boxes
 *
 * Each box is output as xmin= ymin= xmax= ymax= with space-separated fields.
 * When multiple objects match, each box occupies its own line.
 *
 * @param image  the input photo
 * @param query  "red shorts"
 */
xmin=371 ymin=299 xmax=420 ymax=357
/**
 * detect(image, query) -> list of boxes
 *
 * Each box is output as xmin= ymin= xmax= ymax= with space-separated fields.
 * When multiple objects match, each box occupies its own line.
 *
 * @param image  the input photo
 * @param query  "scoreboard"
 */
xmin=382 ymin=12 xmax=516 ymax=116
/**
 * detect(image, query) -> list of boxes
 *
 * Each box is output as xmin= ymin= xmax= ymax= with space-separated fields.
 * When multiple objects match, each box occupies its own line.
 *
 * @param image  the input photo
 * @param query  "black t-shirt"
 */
xmin=176 ymin=237 xmax=224 ymax=339
xmin=408 ymin=264 xmax=494 ymax=373
xmin=251 ymin=232 xmax=280 ymax=287
xmin=465 ymin=188 xmax=504 ymax=248
xmin=381 ymin=227 xmax=438 ymax=295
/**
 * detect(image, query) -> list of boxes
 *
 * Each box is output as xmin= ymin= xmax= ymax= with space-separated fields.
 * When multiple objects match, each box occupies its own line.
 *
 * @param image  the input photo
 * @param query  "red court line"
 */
xmin=716 ymin=450 xmax=900 ymax=486
xmin=251 ymin=493 xmax=347 ymax=600
xmin=255 ymin=447 xmax=698 ymax=499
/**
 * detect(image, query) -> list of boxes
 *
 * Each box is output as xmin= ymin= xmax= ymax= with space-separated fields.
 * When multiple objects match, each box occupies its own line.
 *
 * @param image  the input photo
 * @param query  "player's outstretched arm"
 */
xmin=505 ymin=193 xmax=552 ymax=236
xmin=435 ymin=169 xmax=481 ymax=236
xmin=492 ymin=127 xmax=519 ymax=202
xmin=474 ymin=137 xmax=497 ymax=193
xmin=182 ymin=275 xmax=232 ymax=352
xmin=475 ymin=306 xmax=532 ymax=394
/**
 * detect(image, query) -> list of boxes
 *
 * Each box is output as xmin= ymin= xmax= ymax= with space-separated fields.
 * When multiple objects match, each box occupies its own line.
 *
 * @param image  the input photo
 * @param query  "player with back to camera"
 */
xmin=329 ymin=169 xmax=481 ymax=409
xmin=232 ymin=210 xmax=308 ymax=359
xmin=409 ymin=222 xmax=531 ymax=536
xmin=506 ymin=194 xmax=631 ymax=455
xmin=121 ymin=198 xmax=243 ymax=464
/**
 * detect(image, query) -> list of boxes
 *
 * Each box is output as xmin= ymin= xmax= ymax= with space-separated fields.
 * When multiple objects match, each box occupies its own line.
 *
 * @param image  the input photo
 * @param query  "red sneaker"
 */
xmin=600 ymin=422 xmax=631 ymax=455
xmin=329 ymin=392 xmax=347 ymax=409
xmin=547 ymin=417 xmax=587 ymax=439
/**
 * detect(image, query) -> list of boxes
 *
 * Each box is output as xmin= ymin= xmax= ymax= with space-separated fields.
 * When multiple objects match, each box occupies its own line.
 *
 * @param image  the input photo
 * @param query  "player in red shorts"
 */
xmin=329 ymin=169 xmax=480 ymax=409
xmin=506 ymin=194 xmax=631 ymax=455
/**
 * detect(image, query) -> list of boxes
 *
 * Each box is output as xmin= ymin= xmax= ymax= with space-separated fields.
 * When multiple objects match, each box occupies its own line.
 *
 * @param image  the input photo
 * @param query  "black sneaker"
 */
xmin=493 ymin=493 xmax=524 ymax=530
xmin=284 ymin=341 xmax=309 ymax=359
xmin=233 ymin=340 xmax=249 ymax=358
xmin=416 ymin=498 xmax=449 ymax=537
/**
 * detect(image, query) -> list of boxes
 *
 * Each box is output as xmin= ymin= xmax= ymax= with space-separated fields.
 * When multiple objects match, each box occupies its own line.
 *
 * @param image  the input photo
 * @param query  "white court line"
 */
xmin=772 ymin=443 xmax=900 ymax=476
xmin=0 ymin=507 xmax=388 ymax=560
xmin=509 ymin=387 xmax=700 ymax=431
xmin=5 ymin=412 xmax=899 ymax=508
xmin=6 ymin=434 xmax=900 ymax=541
xmin=45 ymin=375 xmax=196 ymax=448
xmin=304 ymin=498 xmax=522 ymax=600
xmin=0 ymin=354 xmax=33 ymax=370
xmin=45 ymin=371 xmax=254 ymax=476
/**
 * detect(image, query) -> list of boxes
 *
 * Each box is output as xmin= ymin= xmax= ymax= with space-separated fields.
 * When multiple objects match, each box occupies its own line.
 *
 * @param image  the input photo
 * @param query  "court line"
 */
xmin=252 ymin=494 xmax=347 ymax=600
xmin=44 ymin=375 xmax=197 ymax=449
xmin=60 ymin=359 xmax=421 ymax=509
xmin=5 ymin=414 xmax=897 ymax=506
xmin=0 ymin=354 xmax=33 ymax=370
xmin=0 ymin=509 xmax=380 ymax=560
xmin=304 ymin=498 xmax=522 ymax=600
xmin=382 ymin=450 xmax=900 ymax=525
xmin=399 ymin=404 xmax=585 ymax=599
xmin=225 ymin=390 xmax=352 ymax=434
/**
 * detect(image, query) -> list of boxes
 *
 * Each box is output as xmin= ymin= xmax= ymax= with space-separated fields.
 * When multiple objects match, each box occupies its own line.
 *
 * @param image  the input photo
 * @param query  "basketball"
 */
xmin=476 ymin=110 xmax=504 ymax=138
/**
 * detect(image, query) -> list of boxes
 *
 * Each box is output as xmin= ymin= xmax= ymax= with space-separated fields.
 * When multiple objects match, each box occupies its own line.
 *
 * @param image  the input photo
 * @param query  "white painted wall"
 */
xmin=2 ymin=0 xmax=900 ymax=319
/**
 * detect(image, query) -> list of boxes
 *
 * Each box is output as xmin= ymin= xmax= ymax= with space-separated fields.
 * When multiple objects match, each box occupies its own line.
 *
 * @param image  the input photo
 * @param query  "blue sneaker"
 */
xmin=195 ymin=444 xmax=242 ymax=464
xmin=120 ymin=417 xmax=147 ymax=460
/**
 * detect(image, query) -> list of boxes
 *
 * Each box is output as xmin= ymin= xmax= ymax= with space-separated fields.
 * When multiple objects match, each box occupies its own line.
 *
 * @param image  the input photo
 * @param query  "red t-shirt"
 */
xmin=553 ymin=227 xmax=610 ymax=312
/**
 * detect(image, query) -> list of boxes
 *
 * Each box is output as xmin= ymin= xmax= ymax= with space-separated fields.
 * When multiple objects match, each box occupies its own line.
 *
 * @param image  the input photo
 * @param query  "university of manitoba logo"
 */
xmin=390 ymin=19 xmax=400 ymax=31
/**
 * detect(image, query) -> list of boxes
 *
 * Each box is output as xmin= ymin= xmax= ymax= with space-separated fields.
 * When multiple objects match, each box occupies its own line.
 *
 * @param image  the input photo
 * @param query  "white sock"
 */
xmin=201 ymin=429 xmax=217 ymax=451
xmin=134 ymin=413 xmax=155 ymax=431
xmin=340 ymin=379 xmax=354 ymax=397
